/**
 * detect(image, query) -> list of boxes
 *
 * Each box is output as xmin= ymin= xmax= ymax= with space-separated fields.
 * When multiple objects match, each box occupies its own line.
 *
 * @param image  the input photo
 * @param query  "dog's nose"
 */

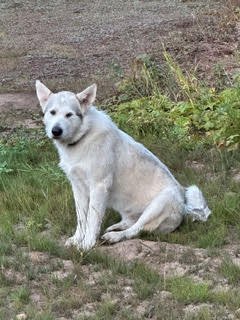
xmin=52 ymin=126 xmax=63 ymax=137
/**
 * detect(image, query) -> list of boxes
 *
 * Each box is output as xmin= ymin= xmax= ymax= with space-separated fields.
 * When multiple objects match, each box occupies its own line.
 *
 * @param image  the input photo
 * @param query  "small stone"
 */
xmin=235 ymin=308 xmax=240 ymax=317
xmin=232 ymin=171 xmax=240 ymax=183
xmin=122 ymin=286 xmax=134 ymax=298
xmin=16 ymin=313 xmax=27 ymax=320
xmin=159 ymin=290 xmax=172 ymax=299
xmin=62 ymin=260 xmax=74 ymax=272
xmin=29 ymin=251 xmax=49 ymax=264
xmin=51 ymin=270 xmax=71 ymax=280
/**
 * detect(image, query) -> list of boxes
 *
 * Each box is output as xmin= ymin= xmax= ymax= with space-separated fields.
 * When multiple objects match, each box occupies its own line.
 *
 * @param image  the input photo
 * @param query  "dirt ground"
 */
xmin=0 ymin=0 xmax=239 ymax=99
xmin=0 ymin=0 xmax=239 ymax=128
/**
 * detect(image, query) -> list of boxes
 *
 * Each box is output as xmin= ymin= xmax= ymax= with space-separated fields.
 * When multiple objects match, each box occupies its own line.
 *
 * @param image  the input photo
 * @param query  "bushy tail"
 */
xmin=184 ymin=185 xmax=211 ymax=221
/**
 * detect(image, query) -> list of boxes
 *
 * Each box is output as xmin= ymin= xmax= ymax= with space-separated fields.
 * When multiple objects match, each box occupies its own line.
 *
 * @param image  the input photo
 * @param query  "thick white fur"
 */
xmin=36 ymin=81 xmax=211 ymax=250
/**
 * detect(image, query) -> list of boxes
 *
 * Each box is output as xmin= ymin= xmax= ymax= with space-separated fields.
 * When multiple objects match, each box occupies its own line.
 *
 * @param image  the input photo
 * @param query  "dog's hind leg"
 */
xmin=102 ymin=187 xmax=183 ymax=243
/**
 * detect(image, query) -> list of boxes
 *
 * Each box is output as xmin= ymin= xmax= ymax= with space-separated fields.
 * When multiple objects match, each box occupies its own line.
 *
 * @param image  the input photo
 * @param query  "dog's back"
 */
xmin=108 ymin=127 xmax=183 ymax=214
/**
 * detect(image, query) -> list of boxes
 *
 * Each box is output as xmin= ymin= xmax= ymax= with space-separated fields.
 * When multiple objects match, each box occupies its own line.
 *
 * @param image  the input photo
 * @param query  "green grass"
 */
xmin=185 ymin=307 xmax=212 ymax=320
xmin=220 ymin=258 xmax=240 ymax=285
xmin=0 ymin=126 xmax=239 ymax=251
xmin=166 ymin=277 xmax=210 ymax=304
xmin=10 ymin=286 xmax=31 ymax=308
xmin=82 ymin=249 xmax=162 ymax=300
xmin=0 ymin=128 xmax=239 ymax=318
xmin=83 ymin=300 xmax=118 ymax=320
xmin=211 ymin=289 xmax=240 ymax=310
xmin=0 ymin=54 xmax=240 ymax=318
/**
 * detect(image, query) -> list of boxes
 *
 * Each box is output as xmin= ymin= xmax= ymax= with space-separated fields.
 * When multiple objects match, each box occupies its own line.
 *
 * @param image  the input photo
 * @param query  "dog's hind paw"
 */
xmin=102 ymin=231 xmax=125 ymax=243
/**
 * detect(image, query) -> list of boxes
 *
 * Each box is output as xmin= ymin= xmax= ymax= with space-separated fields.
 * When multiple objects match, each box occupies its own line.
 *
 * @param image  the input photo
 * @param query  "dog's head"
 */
xmin=36 ymin=81 xmax=97 ymax=144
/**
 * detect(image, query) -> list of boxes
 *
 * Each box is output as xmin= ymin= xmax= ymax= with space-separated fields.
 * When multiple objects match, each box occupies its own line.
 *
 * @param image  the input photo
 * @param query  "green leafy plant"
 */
xmin=111 ymin=52 xmax=240 ymax=149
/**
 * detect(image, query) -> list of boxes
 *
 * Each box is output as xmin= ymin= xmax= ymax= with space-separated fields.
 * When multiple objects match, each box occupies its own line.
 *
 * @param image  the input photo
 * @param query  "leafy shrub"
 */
xmin=171 ymin=81 xmax=240 ymax=149
xmin=110 ymin=96 xmax=173 ymax=138
xmin=111 ymin=52 xmax=240 ymax=149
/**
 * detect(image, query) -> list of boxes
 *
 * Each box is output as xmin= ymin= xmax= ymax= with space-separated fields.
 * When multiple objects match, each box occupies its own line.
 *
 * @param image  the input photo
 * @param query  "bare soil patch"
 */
xmin=0 ymin=0 xmax=239 ymax=97
xmin=100 ymin=239 xmax=239 ymax=284
xmin=3 ymin=240 xmax=240 ymax=319
xmin=0 ymin=0 xmax=239 ymax=129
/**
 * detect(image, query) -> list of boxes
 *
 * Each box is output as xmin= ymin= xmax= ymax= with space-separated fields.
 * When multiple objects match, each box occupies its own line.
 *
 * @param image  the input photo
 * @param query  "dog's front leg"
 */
xmin=82 ymin=178 xmax=111 ymax=250
xmin=65 ymin=181 xmax=89 ymax=249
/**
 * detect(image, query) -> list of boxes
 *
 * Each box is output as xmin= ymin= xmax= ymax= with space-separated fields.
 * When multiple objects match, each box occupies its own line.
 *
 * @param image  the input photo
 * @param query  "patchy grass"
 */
xmin=1 ymin=52 xmax=240 ymax=318
xmin=10 ymin=286 xmax=31 ymax=309
xmin=219 ymin=258 xmax=240 ymax=285
xmin=185 ymin=306 xmax=213 ymax=320
xmin=166 ymin=277 xmax=210 ymax=304
xmin=2 ymin=127 xmax=239 ymax=252
xmin=0 ymin=115 xmax=240 ymax=317
xmin=212 ymin=289 xmax=240 ymax=310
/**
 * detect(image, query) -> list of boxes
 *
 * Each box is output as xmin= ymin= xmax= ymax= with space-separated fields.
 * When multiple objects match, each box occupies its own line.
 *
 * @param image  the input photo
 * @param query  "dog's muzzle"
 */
xmin=52 ymin=126 xmax=63 ymax=138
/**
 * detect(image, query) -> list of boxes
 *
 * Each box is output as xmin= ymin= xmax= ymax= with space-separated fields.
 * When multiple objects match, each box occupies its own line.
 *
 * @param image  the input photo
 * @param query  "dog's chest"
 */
xmin=57 ymin=146 xmax=89 ymax=178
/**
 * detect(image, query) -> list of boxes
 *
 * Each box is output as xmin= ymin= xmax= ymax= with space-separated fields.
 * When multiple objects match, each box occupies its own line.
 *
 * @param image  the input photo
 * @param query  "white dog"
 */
xmin=36 ymin=81 xmax=211 ymax=250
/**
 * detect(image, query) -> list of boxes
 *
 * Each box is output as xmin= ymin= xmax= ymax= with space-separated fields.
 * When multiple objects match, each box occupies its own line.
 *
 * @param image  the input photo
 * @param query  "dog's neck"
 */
xmin=67 ymin=130 xmax=89 ymax=147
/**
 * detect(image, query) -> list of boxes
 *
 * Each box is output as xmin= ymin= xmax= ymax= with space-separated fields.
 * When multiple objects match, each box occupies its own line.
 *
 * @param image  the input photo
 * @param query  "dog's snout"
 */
xmin=52 ymin=126 xmax=63 ymax=137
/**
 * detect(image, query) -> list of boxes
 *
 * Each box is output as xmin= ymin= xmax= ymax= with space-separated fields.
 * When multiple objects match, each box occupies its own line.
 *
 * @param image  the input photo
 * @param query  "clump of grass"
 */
xmin=0 ymin=237 xmax=13 ymax=256
xmin=51 ymin=295 xmax=84 ymax=317
xmin=219 ymin=258 xmax=240 ymax=285
xmin=10 ymin=286 xmax=30 ymax=308
xmin=132 ymin=262 xmax=161 ymax=299
xmin=211 ymin=289 xmax=240 ymax=310
xmin=166 ymin=277 xmax=210 ymax=304
xmin=94 ymin=300 xmax=118 ymax=319
xmin=0 ymin=272 xmax=12 ymax=287
xmin=14 ymin=231 xmax=67 ymax=258
xmin=115 ymin=54 xmax=175 ymax=100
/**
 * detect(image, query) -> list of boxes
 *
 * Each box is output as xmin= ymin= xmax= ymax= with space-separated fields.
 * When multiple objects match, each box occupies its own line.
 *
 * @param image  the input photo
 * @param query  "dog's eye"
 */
xmin=50 ymin=110 xmax=56 ymax=115
xmin=76 ymin=112 xmax=83 ymax=119
xmin=66 ymin=112 xmax=73 ymax=118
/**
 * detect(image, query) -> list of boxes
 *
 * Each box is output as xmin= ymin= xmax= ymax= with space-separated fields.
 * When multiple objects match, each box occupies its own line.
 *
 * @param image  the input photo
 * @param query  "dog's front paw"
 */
xmin=102 ymin=231 xmax=125 ymax=244
xmin=65 ymin=235 xmax=81 ymax=248
xmin=65 ymin=235 xmax=96 ymax=251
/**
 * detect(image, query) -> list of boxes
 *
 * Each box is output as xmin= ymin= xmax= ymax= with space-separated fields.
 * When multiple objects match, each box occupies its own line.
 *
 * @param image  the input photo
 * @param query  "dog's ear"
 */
xmin=76 ymin=84 xmax=97 ymax=113
xmin=35 ymin=80 xmax=52 ymax=112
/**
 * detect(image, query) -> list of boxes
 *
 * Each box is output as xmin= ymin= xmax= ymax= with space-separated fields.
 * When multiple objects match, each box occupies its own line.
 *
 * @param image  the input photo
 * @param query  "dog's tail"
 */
xmin=184 ymin=185 xmax=211 ymax=221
